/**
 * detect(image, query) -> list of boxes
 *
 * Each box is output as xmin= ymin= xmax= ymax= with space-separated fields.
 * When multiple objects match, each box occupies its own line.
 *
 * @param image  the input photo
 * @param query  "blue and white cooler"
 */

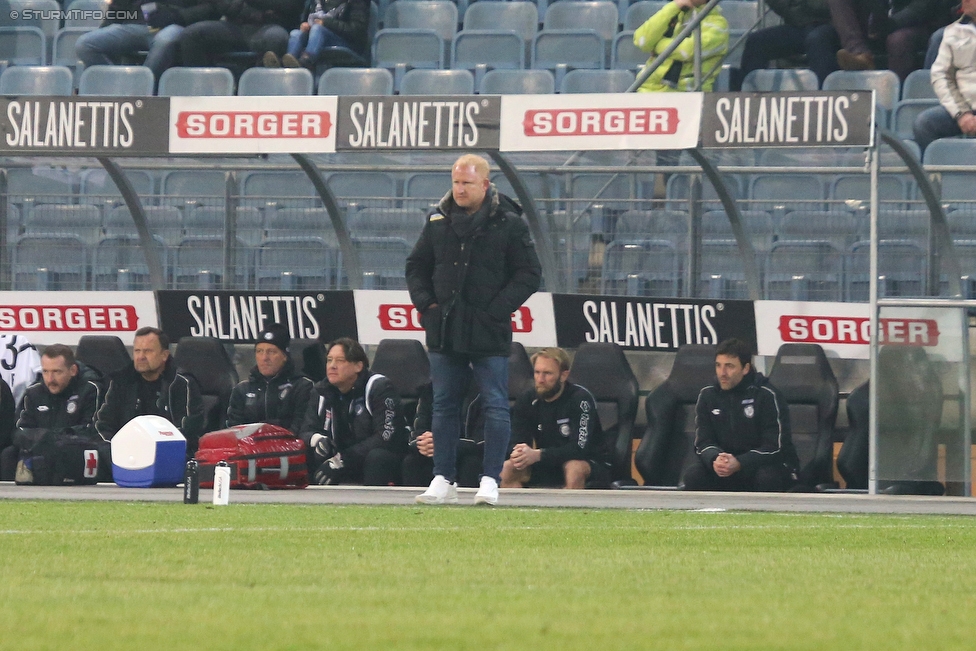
xmin=111 ymin=415 xmax=187 ymax=488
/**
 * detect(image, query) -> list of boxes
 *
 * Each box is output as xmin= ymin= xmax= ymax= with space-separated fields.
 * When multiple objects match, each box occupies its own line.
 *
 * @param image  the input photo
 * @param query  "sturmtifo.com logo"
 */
xmin=9 ymin=8 xmax=140 ymax=21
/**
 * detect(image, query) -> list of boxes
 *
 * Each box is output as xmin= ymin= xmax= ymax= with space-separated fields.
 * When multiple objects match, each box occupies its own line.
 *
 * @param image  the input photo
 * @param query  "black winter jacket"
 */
xmin=100 ymin=0 xmax=220 ymax=28
xmin=766 ymin=0 xmax=830 ymax=27
xmin=405 ymin=187 xmax=542 ymax=356
xmin=510 ymin=383 xmax=612 ymax=469
xmin=694 ymin=369 xmax=798 ymax=473
xmin=299 ymin=370 xmax=408 ymax=468
xmin=217 ymin=0 xmax=303 ymax=29
xmin=226 ymin=359 xmax=314 ymax=434
xmin=301 ymin=0 xmax=370 ymax=55
xmin=95 ymin=357 xmax=205 ymax=451
xmin=16 ymin=366 xmax=102 ymax=440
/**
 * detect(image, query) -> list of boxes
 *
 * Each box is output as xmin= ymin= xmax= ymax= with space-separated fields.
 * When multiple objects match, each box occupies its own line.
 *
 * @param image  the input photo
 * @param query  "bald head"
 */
xmin=451 ymin=154 xmax=491 ymax=214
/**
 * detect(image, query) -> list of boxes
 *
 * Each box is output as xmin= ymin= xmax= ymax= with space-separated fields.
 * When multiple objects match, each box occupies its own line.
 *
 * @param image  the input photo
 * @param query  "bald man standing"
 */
xmin=406 ymin=154 xmax=542 ymax=506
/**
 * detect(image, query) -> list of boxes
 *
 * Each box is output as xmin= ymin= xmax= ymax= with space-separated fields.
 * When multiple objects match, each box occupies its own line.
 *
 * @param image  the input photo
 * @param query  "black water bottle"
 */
xmin=183 ymin=459 xmax=199 ymax=504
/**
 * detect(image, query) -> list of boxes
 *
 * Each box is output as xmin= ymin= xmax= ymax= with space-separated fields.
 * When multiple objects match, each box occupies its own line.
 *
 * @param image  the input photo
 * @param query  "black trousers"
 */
xmin=401 ymin=447 xmax=483 ymax=488
xmin=682 ymin=460 xmax=794 ymax=492
xmin=312 ymin=447 xmax=404 ymax=486
xmin=180 ymin=21 xmax=289 ymax=67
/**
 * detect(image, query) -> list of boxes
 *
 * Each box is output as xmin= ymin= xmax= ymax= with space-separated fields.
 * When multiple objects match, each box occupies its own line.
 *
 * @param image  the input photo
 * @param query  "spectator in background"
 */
xmin=734 ymin=0 xmax=838 ymax=89
xmin=683 ymin=338 xmax=798 ymax=492
xmin=633 ymin=0 xmax=729 ymax=92
xmin=0 ymin=333 xmax=41 ymax=412
xmin=406 ymin=154 xmax=542 ymax=506
xmin=0 ymin=345 xmax=103 ymax=482
xmin=913 ymin=0 xmax=976 ymax=151
xmin=226 ymin=324 xmax=313 ymax=434
xmin=75 ymin=0 xmax=220 ymax=81
xmin=179 ymin=0 xmax=303 ymax=67
xmin=501 ymin=348 xmax=612 ymax=490
xmin=827 ymin=0 xmax=944 ymax=80
xmin=95 ymin=327 xmax=205 ymax=454
xmin=299 ymin=337 xmax=408 ymax=486
xmin=263 ymin=0 xmax=369 ymax=69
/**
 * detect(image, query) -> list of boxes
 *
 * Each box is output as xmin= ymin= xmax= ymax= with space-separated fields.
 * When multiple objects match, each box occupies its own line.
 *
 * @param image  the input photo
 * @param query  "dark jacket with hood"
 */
xmin=694 ymin=368 xmax=799 ymax=474
xmin=100 ymin=0 xmax=220 ymax=28
xmin=95 ymin=357 xmax=205 ymax=451
xmin=405 ymin=186 xmax=542 ymax=357
xmin=299 ymin=369 xmax=408 ymax=470
xmin=15 ymin=363 xmax=102 ymax=440
xmin=226 ymin=359 xmax=314 ymax=434
xmin=766 ymin=0 xmax=830 ymax=27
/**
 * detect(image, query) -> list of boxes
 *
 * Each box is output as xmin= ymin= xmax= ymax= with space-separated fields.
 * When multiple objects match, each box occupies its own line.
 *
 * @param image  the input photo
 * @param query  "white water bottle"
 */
xmin=213 ymin=461 xmax=231 ymax=505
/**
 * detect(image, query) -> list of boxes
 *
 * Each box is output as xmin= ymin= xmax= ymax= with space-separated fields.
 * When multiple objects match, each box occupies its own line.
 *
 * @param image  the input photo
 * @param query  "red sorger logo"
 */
xmin=378 ymin=305 xmax=534 ymax=332
xmin=779 ymin=315 xmax=939 ymax=346
xmin=0 ymin=305 xmax=138 ymax=331
xmin=176 ymin=111 xmax=332 ymax=138
xmin=523 ymin=108 xmax=679 ymax=137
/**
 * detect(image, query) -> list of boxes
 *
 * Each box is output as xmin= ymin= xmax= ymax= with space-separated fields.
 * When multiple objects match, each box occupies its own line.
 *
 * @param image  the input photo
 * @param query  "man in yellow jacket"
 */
xmin=634 ymin=0 xmax=729 ymax=92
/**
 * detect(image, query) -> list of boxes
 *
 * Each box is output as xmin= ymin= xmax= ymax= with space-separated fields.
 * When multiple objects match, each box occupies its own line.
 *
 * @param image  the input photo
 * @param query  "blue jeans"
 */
xmin=287 ymin=24 xmax=352 ymax=61
xmin=914 ymin=105 xmax=962 ymax=153
xmin=429 ymin=352 xmax=510 ymax=483
xmin=75 ymin=23 xmax=185 ymax=79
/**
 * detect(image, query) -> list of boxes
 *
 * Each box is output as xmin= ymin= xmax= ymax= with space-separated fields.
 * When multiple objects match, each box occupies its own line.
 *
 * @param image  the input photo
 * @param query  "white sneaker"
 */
xmin=416 ymin=475 xmax=458 ymax=505
xmin=473 ymin=476 xmax=499 ymax=506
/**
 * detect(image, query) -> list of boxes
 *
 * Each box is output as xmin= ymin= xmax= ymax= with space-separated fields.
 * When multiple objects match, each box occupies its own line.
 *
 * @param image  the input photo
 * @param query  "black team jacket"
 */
xmin=693 ymin=368 xmax=798 ymax=473
xmin=226 ymin=359 xmax=314 ymax=434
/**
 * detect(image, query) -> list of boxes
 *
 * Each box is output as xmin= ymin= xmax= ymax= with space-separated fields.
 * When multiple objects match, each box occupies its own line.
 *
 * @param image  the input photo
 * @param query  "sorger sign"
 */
xmin=0 ymin=291 xmax=157 ymax=345
xmin=169 ymin=96 xmax=338 ymax=154
xmin=498 ymin=93 xmax=702 ymax=152
xmin=353 ymin=290 xmax=557 ymax=347
xmin=754 ymin=300 xmax=963 ymax=361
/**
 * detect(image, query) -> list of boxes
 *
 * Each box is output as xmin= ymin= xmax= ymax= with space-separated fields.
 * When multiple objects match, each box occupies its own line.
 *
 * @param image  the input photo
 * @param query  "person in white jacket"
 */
xmin=913 ymin=0 xmax=976 ymax=152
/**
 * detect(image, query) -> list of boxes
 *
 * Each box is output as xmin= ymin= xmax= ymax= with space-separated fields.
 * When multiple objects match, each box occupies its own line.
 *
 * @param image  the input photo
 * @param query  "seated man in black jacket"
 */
xmin=683 ymin=338 xmax=799 ymax=492
xmin=226 ymin=323 xmax=313 ymax=434
xmin=299 ymin=337 xmax=408 ymax=486
xmin=501 ymin=347 xmax=612 ymax=490
xmin=95 ymin=327 xmax=205 ymax=455
xmin=0 ymin=345 xmax=104 ymax=482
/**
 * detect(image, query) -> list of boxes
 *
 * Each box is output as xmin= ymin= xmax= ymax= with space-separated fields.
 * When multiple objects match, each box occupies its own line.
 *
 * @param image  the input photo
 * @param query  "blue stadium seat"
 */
xmin=162 ymin=170 xmax=227 ymax=209
xmin=532 ymin=30 xmax=606 ymax=87
xmin=25 ymin=204 xmax=103 ymax=245
xmin=79 ymin=65 xmax=154 ymax=96
xmin=400 ymin=68 xmax=475 ymax=95
xmin=699 ymin=239 xmax=758 ymax=299
xmin=766 ymin=240 xmax=845 ymax=301
xmin=158 ymin=67 xmax=235 ymax=96
xmin=383 ymin=0 xmax=457 ymax=66
xmin=80 ymin=169 xmax=155 ymax=215
xmin=107 ymin=205 xmax=183 ymax=246
xmin=173 ymin=236 xmax=249 ymax=289
xmin=666 ymin=172 xmax=743 ymax=212
xmin=624 ymin=1 xmax=667 ymax=31
xmin=559 ymin=68 xmax=634 ymax=93
xmin=328 ymin=171 xmax=398 ymax=210
xmin=404 ymin=172 xmax=449 ymax=201
xmin=0 ymin=65 xmax=72 ymax=94
xmin=479 ymin=69 xmax=555 ymax=94
xmin=318 ymin=67 xmax=393 ymax=95
xmin=265 ymin=208 xmax=338 ymax=240
xmin=611 ymin=32 xmax=645 ymax=72
xmin=7 ymin=167 xmax=77 ymax=213
xmin=452 ymin=30 xmax=524 ymax=88
xmin=741 ymin=68 xmax=818 ymax=92
xmin=891 ymin=98 xmax=939 ymax=140
xmin=847 ymin=239 xmax=926 ymax=300
xmin=876 ymin=209 xmax=931 ymax=244
xmin=349 ymin=207 xmax=426 ymax=238
xmin=615 ymin=209 xmax=687 ymax=249
xmin=12 ymin=234 xmax=87 ymax=290
xmin=238 ymin=68 xmax=314 ymax=95
xmin=923 ymin=138 xmax=976 ymax=213
xmin=354 ymin=236 xmax=412 ymax=289
xmin=64 ymin=0 xmax=110 ymax=28
xmin=91 ymin=234 xmax=167 ymax=290
xmin=749 ymin=174 xmax=826 ymax=217
xmin=241 ymin=172 xmax=318 ymax=214
xmin=778 ymin=210 xmax=860 ymax=251
xmin=901 ymin=68 xmax=937 ymax=100
xmin=544 ymin=1 xmax=618 ymax=42
xmin=52 ymin=27 xmax=89 ymax=82
xmin=463 ymin=1 xmax=538 ymax=44
xmin=829 ymin=173 xmax=910 ymax=212
xmin=185 ymin=206 xmax=264 ymax=246
xmin=9 ymin=0 xmax=60 ymax=41
xmin=701 ymin=210 xmax=775 ymax=251
xmin=372 ymin=29 xmax=445 ymax=91
xmin=256 ymin=237 xmax=338 ymax=289
xmin=602 ymin=239 xmax=679 ymax=297
xmin=823 ymin=70 xmax=900 ymax=129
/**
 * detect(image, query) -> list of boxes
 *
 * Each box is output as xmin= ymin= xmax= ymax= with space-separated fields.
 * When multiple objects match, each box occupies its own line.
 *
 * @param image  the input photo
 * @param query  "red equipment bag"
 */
xmin=195 ymin=423 xmax=308 ymax=489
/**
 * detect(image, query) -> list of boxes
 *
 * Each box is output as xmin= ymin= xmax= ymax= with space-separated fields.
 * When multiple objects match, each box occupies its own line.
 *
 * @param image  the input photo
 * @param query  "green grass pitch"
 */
xmin=0 ymin=501 xmax=974 ymax=651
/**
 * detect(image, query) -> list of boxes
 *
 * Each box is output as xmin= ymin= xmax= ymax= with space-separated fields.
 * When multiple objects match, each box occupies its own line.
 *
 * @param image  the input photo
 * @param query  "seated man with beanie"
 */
xmin=227 ymin=323 xmax=314 ymax=434
xmin=299 ymin=337 xmax=408 ymax=485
